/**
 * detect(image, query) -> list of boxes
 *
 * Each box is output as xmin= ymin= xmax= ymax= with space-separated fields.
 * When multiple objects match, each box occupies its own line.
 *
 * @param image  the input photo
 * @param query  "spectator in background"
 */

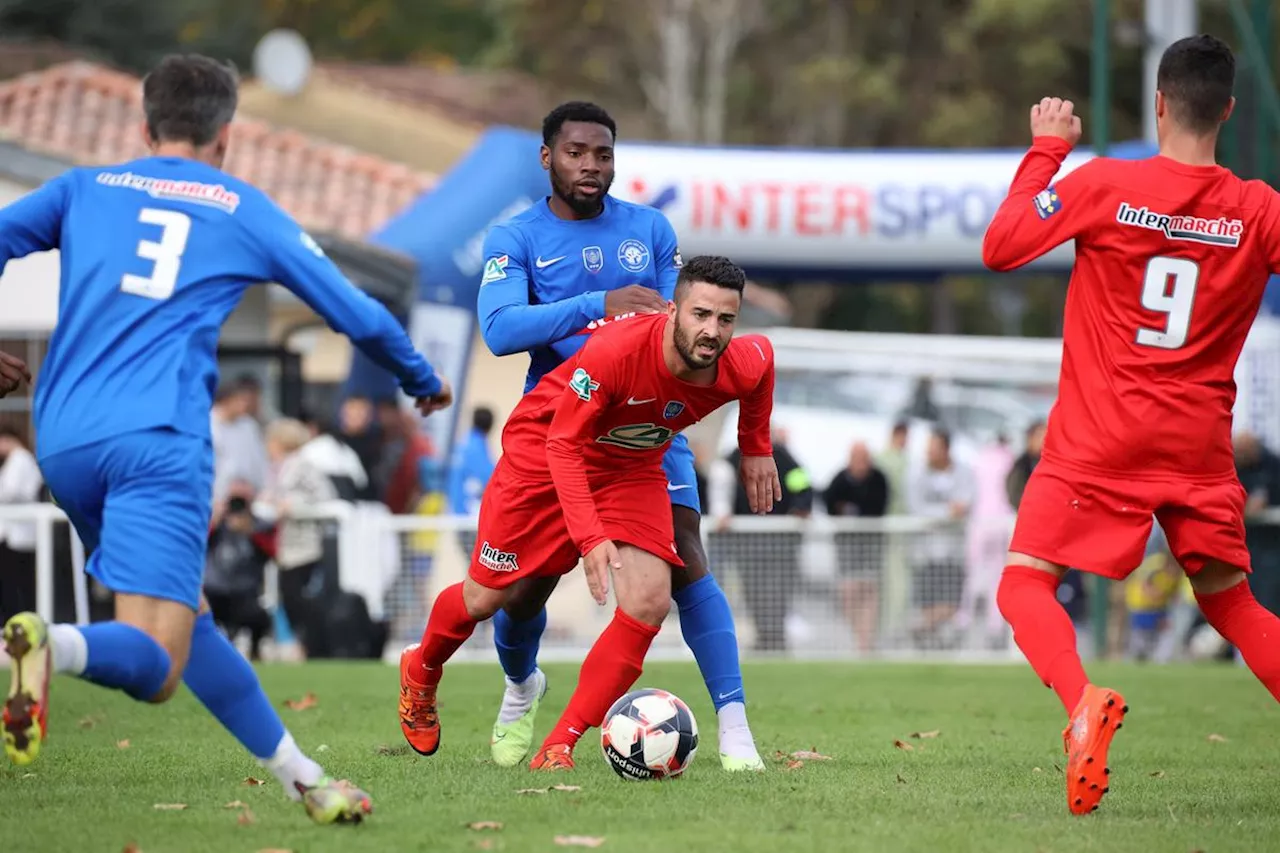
xmin=203 ymin=480 xmax=274 ymax=661
xmin=210 ymin=374 xmax=269 ymax=507
xmin=953 ymin=433 xmax=1016 ymax=648
xmin=337 ymin=395 xmax=381 ymax=499
xmin=261 ymin=417 xmax=338 ymax=659
xmin=1124 ymin=522 xmax=1181 ymax=662
xmin=906 ymin=428 xmax=972 ymax=647
xmin=713 ymin=425 xmax=813 ymax=653
xmin=448 ymin=406 xmax=496 ymax=519
xmin=297 ymin=409 xmax=370 ymax=501
xmin=823 ymin=441 xmax=889 ymax=654
xmin=375 ymin=399 xmax=435 ymax=514
xmin=1234 ymin=431 xmax=1280 ymax=616
xmin=878 ymin=421 xmax=910 ymax=514
xmin=0 ymin=426 xmax=42 ymax=622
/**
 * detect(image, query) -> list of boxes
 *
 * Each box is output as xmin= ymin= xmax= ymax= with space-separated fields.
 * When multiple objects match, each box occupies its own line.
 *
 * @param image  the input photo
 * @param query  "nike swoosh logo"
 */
xmin=667 ymin=484 xmax=692 ymax=492
xmin=535 ymin=255 xmax=566 ymax=268
xmin=717 ymin=688 xmax=742 ymax=700
xmin=627 ymin=397 xmax=656 ymax=405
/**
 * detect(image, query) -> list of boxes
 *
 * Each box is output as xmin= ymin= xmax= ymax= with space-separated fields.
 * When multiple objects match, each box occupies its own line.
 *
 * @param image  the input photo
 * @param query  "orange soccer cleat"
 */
xmin=529 ymin=743 xmax=575 ymax=771
xmin=1063 ymin=684 xmax=1128 ymax=815
xmin=398 ymin=645 xmax=440 ymax=756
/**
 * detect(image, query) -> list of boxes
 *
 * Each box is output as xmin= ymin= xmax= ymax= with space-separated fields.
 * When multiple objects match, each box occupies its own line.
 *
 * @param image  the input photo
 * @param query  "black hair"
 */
xmin=0 ymin=424 xmax=22 ymax=441
xmin=931 ymin=427 xmax=951 ymax=450
xmin=675 ymin=255 xmax=747 ymax=296
xmin=891 ymin=420 xmax=909 ymax=435
xmin=472 ymin=406 xmax=495 ymax=435
xmin=542 ymin=101 xmax=617 ymax=147
xmin=1157 ymin=34 xmax=1235 ymax=135
xmin=1026 ymin=418 xmax=1047 ymax=438
xmin=142 ymin=54 xmax=239 ymax=147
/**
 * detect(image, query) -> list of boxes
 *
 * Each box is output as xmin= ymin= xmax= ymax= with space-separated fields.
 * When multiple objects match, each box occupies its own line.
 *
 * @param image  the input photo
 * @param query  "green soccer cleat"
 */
xmin=490 ymin=669 xmax=548 ymax=768
xmin=3 ymin=612 xmax=51 ymax=767
xmin=298 ymin=777 xmax=373 ymax=825
xmin=720 ymin=752 xmax=766 ymax=773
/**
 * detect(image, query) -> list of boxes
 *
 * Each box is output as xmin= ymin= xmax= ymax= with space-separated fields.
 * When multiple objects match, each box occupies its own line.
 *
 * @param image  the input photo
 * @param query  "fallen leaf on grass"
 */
xmin=790 ymin=750 xmax=833 ymax=761
xmin=284 ymin=692 xmax=318 ymax=711
xmin=152 ymin=803 xmax=188 ymax=811
xmin=123 ymin=845 xmax=142 ymax=853
xmin=784 ymin=759 xmax=804 ymax=771
xmin=116 ymin=739 xmax=131 ymax=750
xmin=376 ymin=744 xmax=410 ymax=757
xmin=895 ymin=774 xmax=907 ymax=784
xmin=1032 ymin=767 xmax=1043 ymax=773
xmin=1207 ymin=733 xmax=1228 ymax=743
xmin=554 ymin=836 xmax=605 ymax=848
xmin=237 ymin=808 xmax=257 ymax=826
xmin=551 ymin=784 xmax=582 ymax=792
xmin=256 ymin=849 xmax=295 ymax=853
xmin=316 ymin=744 xmax=330 ymax=752
xmin=20 ymin=773 xmax=35 ymax=779
xmin=516 ymin=788 xmax=549 ymax=795
xmin=1053 ymin=764 xmax=1063 ymax=775
xmin=474 ymin=842 xmax=498 ymax=851
xmin=893 ymin=740 xmax=914 ymax=751
xmin=468 ymin=822 xmax=504 ymax=831
xmin=224 ymin=801 xmax=249 ymax=809
xmin=1150 ymin=771 xmax=1166 ymax=778
xmin=243 ymin=777 xmax=267 ymax=787
xmin=909 ymin=730 xmax=941 ymax=739
xmin=78 ymin=714 xmax=104 ymax=729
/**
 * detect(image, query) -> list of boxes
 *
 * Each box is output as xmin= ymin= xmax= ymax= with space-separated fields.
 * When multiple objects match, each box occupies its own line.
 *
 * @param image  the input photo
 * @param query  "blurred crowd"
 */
xmin=2 ymin=374 xmax=1278 ymax=664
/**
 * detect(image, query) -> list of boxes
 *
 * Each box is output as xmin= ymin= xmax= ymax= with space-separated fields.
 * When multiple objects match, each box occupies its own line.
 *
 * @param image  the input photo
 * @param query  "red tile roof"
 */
xmin=0 ymin=61 xmax=436 ymax=240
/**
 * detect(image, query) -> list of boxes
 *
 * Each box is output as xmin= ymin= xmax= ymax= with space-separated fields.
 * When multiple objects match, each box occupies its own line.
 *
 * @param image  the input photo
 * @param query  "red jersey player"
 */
xmin=398 ymin=255 xmax=781 ymax=769
xmin=983 ymin=34 xmax=1280 ymax=817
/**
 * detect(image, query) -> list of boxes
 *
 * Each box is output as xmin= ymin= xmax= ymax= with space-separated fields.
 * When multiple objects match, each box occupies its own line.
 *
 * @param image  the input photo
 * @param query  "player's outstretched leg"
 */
xmin=997 ymin=561 xmax=1126 ymax=815
xmin=490 ymin=591 xmax=551 ymax=767
xmin=182 ymin=611 xmax=371 ymax=824
xmin=402 ymin=579 xmax=504 ymax=756
xmin=531 ymin=546 xmax=666 ymax=771
xmin=670 ymin=505 xmax=762 ymax=771
xmin=1192 ymin=562 xmax=1280 ymax=701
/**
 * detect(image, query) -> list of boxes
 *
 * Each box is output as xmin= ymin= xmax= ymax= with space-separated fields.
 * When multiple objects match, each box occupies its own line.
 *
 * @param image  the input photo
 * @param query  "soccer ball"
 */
xmin=600 ymin=688 xmax=699 ymax=780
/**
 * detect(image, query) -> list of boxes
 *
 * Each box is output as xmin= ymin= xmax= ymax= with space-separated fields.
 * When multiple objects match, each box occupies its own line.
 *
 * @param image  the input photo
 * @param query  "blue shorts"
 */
xmin=662 ymin=433 xmax=701 ymax=513
xmin=40 ymin=428 xmax=214 ymax=612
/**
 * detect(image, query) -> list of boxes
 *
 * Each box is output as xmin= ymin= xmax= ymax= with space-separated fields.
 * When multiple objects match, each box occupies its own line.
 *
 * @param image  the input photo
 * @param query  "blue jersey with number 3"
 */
xmin=0 ymin=157 xmax=441 ymax=460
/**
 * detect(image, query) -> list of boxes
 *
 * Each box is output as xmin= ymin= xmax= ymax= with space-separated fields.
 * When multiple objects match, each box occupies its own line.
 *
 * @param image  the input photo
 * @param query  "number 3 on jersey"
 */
xmin=1137 ymin=255 xmax=1198 ymax=350
xmin=120 ymin=207 xmax=192 ymax=300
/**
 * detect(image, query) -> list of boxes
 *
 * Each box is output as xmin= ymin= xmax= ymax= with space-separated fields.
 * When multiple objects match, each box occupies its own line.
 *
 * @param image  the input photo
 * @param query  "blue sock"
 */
xmin=493 ymin=608 xmax=546 ymax=684
xmin=79 ymin=622 xmax=171 ymax=701
xmin=182 ymin=613 xmax=285 ymax=759
xmin=675 ymin=574 xmax=745 ymax=710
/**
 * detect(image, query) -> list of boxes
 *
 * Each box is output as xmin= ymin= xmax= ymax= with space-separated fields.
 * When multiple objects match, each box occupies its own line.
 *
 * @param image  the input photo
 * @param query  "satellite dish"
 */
xmin=253 ymin=29 xmax=312 ymax=96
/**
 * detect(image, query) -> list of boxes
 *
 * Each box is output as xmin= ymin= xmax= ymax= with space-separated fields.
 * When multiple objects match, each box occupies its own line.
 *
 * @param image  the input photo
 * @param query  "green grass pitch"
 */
xmin=1 ymin=661 xmax=1276 ymax=852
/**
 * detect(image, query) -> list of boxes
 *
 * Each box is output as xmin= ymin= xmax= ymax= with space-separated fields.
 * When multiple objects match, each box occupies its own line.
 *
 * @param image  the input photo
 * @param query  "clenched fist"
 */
xmin=1030 ymin=97 xmax=1082 ymax=146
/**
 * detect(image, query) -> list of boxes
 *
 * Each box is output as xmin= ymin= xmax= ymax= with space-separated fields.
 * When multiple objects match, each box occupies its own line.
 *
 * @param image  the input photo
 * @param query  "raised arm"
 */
xmin=982 ymin=99 xmax=1098 ymax=272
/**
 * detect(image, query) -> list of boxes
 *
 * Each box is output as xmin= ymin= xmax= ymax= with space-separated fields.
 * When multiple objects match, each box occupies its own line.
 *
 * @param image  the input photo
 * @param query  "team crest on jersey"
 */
xmin=618 ymin=239 xmax=651 ymax=273
xmin=569 ymin=368 xmax=600 ymax=401
xmin=663 ymin=401 xmax=685 ymax=419
xmin=481 ymin=255 xmax=509 ymax=285
xmin=1033 ymin=186 xmax=1061 ymax=220
xmin=1115 ymin=202 xmax=1244 ymax=247
xmin=582 ymin=245 xmax=605 ymax=274
xmin=672 ymin=249 xmax=684 ymax=268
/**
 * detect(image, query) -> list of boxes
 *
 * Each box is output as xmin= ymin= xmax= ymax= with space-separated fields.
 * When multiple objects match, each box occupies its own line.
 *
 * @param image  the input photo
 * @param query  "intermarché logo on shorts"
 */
xmin=479 ymin=542 xmax=520 ymax=573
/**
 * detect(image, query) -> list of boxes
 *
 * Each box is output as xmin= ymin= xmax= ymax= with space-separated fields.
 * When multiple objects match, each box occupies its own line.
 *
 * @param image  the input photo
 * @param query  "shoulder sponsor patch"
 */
xmin=1033 ymin=186 xmax=1061 ymax=220
xmin=569 ymin=367 xmax=600 ymax=402
xmin=481 ymin=254 xmax=509 ymax=285
xmin=672 ymin=248 xmax=684 ymax=268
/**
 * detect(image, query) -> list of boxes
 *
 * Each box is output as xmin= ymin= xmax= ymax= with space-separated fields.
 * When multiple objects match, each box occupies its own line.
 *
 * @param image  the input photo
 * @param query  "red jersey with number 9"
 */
xmin=983 ymin=136 xmax=1280 ymax=480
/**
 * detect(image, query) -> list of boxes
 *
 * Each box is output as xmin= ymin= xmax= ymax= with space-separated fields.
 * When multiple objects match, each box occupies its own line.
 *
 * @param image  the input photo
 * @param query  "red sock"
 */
xmin=410 ymin=583 xmax=478 ymax=687
xmin=1196 ymin=581 xmax=1280 ymax=701
xmin=543 ymin=609 xmax=659 ymax=749
xmin=996 ymin=565 xmax=1089 ymax=715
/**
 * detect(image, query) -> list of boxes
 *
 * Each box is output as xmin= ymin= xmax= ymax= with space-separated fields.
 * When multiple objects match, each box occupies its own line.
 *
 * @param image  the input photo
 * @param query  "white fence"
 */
xmin=0 ymin=501 xmax=1048 ymax=661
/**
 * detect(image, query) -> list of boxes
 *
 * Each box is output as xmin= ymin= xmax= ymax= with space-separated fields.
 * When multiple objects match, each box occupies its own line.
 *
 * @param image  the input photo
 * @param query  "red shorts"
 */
xmin=1009 ymin=461 xmax=1250 ymax=580
xmin=468 ymin=458 xmax=683 ymax=590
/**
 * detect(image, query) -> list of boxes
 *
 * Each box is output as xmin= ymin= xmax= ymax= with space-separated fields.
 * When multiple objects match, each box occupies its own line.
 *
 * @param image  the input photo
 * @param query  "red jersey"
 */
xmin=501 ymin=313 xmax=774 ymax=554
xmin=983 ymin=136 xmax=1280 ymax=479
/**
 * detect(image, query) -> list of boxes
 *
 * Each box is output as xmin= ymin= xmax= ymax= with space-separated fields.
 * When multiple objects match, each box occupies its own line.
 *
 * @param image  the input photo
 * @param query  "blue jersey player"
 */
xmin=472 ymin=101 xmax=762 ymax=772
xmin=0 ymin=55 xmax=451 ymax=824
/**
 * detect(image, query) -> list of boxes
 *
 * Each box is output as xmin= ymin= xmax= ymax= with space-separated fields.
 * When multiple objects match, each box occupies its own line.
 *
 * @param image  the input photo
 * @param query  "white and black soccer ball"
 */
xmin=601 ymin=688 xmax=698 ymax=780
